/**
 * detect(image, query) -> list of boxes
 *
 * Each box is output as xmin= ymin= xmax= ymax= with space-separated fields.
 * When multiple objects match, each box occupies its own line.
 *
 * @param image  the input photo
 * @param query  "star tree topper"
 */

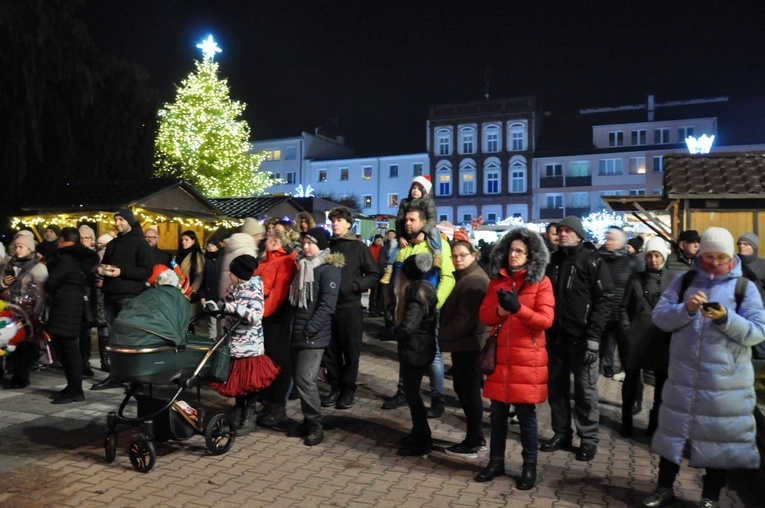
xmin=196 ymin=35 xmax=222 ymax=61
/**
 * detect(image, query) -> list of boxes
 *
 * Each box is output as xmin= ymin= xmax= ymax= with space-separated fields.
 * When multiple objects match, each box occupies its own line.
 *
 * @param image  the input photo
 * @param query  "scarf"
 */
xmin=289 ymin=248 xmax=329 ymax=309
xmin=698 ymin=256 xmax=737 ymax=277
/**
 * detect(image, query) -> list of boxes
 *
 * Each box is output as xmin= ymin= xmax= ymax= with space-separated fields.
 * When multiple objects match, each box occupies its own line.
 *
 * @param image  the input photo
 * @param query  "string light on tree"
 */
xmin=582 ymin=211 xmax=626 ymax=243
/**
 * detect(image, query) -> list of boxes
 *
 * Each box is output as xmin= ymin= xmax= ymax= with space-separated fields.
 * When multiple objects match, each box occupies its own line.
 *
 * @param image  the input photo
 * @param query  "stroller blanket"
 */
xmin=111 ymin=286 xmax=192 ymax=348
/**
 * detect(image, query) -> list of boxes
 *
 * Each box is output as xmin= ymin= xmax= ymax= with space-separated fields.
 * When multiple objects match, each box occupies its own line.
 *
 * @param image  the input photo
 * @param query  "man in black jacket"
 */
xmin=91 ymin=208 xmax=152 ymax=390
xmin=144 ymin=227 xmax=172 ymax=268
xmin=665 ymin=229 xmax=699 ymax=272
xmin=321 ymin=207 xmax=380 ymax=410
xmin=541 ymin=215 xmax=613 ymax=462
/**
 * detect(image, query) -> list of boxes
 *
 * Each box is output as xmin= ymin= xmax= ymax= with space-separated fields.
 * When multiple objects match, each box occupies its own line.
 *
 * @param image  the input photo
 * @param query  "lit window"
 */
xmin=388 ymin=194 xmax=398 ymax=208
xmin=362 ymin=195 xmax=372 ymax=208
xmin=571 ymin=192 xmax=589 ymax=208
xmin=629 ymin=157 xmax=646 ymax=174
xmin=318 ymin=169 xmax=327 ymax=182
xmin=264 ymin=149 xmax=282 ymax=161
xmin=608 ymin=131 xmax=624 ymax=147
xmin=362 ymin=166 xmax=373 ymax=180
xmin=437 ymin=169 xmax=451 ymax=196
xmin=570 ymin=161 xmax=589 ymax=177
xmin=460 ymin=167 xmax=476 ymax=195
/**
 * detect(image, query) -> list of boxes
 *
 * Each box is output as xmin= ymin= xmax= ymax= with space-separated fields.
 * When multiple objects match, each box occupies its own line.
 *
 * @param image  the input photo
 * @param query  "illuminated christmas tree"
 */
xmin=154 ymin=36 xmax=272 ymax=197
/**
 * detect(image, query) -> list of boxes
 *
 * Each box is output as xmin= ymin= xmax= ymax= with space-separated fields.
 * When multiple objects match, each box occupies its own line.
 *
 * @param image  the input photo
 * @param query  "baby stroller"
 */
xmin=103 ymin=286 xmax=239 ymax=472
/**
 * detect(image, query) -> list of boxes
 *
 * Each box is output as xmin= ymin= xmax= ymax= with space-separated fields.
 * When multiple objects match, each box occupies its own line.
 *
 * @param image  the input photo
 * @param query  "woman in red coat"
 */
xmin=475 ymin=226 xmax=555 ymax=491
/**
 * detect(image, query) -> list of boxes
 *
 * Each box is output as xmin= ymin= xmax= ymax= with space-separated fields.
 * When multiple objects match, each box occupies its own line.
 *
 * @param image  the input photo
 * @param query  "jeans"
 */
xmin=402 ymin=362 xmax=431 ymax=448
xmin=292 ymin=348 xmax=325 ymax=424
xmin=490 ymin=401 xmax=538 ymax=463
xmin=451 ymin=350 xmax=484 ymax=447
xmin=324 ymin=306 xmax=364 ymax=390
xmin=547 ymin=340 xmax=600 ymax=445
xmin=599 ymin=321 xmax=620 ymax=370
xmin=104 ymin=297 xmax=134 ymax=331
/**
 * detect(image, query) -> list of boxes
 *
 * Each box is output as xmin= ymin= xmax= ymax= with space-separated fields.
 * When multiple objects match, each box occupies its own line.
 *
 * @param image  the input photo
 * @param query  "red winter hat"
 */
xmin=412 ymin=175 xmax=432 ymax=196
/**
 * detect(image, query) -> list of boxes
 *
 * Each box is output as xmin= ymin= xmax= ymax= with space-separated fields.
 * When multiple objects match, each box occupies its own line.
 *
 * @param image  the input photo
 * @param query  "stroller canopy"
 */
xmin=110 ymin=286 xmax=192 ymax=348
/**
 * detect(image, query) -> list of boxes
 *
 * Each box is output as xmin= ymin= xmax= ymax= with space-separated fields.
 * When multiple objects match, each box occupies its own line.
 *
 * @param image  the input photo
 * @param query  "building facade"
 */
xmin=425 ymin=97 xmax=539 ymax=225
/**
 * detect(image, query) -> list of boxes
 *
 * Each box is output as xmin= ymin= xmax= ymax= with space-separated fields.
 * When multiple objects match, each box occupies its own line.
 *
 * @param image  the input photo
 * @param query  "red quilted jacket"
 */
xmin=253 ymin=248 xmax=298 ymax=317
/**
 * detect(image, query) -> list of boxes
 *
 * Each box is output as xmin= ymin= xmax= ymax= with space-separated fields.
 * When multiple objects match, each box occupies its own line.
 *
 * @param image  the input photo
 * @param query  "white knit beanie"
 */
xmin=644 ymin=237 xmax=669 ymax=265
xmin=699 ymin=227 xmax=735 ymax=258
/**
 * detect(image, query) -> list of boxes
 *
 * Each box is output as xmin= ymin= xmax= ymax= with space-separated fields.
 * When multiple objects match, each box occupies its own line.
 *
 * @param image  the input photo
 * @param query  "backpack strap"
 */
xmin=734 ymin=276 xmax=748 ymax=313
xmin=677 ymin=269 xmax=747 ymax=313
xmin=677 ymin=270 xmax=697 ymax=303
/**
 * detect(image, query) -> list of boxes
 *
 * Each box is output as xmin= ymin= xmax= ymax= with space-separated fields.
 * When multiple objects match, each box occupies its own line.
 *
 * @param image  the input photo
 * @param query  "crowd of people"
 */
xmin=2 ymin=176 xmax=765 ymax=507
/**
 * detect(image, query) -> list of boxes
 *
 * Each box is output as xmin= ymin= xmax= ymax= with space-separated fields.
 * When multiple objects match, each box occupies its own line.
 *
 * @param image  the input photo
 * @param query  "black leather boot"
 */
xmin=475 ymin=458 xmax=505 ymax=482
xmin=516 ymin=461 xmax=537 ymax=490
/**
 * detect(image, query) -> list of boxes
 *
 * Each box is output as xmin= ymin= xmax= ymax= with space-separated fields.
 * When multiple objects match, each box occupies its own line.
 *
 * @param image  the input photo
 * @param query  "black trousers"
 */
xmin=658 ymin=455 xmax=728 ymax=501
xmin=402 ymin=362 xmax=431 ymax=448
xmin=324 ymin=306 xmax=364 ymax=391
xmin=262 ymin=303 xmax=293 ymax=406
xmin=451 ymin=350 xmax=484 ymax=447
xmin=51 ymin=335 xmax=83 ymax=392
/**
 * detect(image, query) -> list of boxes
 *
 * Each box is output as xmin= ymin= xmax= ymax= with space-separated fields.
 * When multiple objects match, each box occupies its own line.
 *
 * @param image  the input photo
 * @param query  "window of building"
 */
xmin=653 ymin=188 xmax=663 ymax=195
xmin=460 ymin=166 xmax=476 ymax=195
xmin=486 ymin=212 xmax=498 ymax=222
xmin=609 ymin=131 xmax=624 ymax=147
xmin=286 ymin=172 xmax=296 ymax=184
xmin=389 ymin=164 xmax=399 ymax=178
xmin=571 ymin=192 xmax=589 ymax=208
xmin=436 ymin=128 xmax=452 ymax=156
xmin=264 ymin=149 xmax=282 ymax=161
xmin=362 ymin=195 xmax=372 ymax=208
xmin=340 ymin=168 xmax=349 ymax=181
xmin=545 ymin=163 xmax=562 ymax=178
xmin=629 ymin=189 xmax=646 ymax=196
xmin=629 ymin=156 xmax=646 ymax=174
xmin=362 ymin=165 xmax=373 ymax=180
xmin=459 ymin=126 xmax=476 ymax=155
xmin=599 ymin=190 xmax=624 ymax=207
xmin=318 ymin=169 xmax=327 ymax=182
xmin=387 ymin=193 xmax=398 ymax=208
xmin=457 ymin=206 xmax=478 ymax=225
xmin=509 ymin=158 xmax=527 ymax=194
xmin=654 ymin=128 xmax=670 ymax=144
xmin=483 ymin=124 xmax=500 ymax=153
xmin=678 ymin=126 xmax=694 ymax=142
xmin=509 ymin=122 xmax=527 ymax=151
xmin=483 ymin=206 xmax=502 ymax=223
xmin=285 ymin=146 xmax=297 ymax=160
xmin=272 ymin=172 xmax=281 ymax=181
xmin=546 ymin=194 xmax=563 ymax=209
xmin=412 ymin=162 xmax=423 ymax=176
xmin=436 ymin=165 xmax=452 ymax=196
xmin=485 ymin=164 xmax=500 ymax=194
xmin=437 ymin=207 xmax=452 ymax=223
xmin=570 ymin=161 xmax=589 ymax=177
xmin=652 ymin=156 xmax=664 ymax=173
xmin=631 ymin=130 xmax=646 ymax=146
xmin=598 ymin=158 xmax=623 ymax=175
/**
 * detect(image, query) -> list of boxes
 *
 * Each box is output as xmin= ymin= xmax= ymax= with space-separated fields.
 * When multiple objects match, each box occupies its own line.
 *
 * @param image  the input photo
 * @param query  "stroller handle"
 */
xmin=181 ymin=314 xmax=244 ymax=388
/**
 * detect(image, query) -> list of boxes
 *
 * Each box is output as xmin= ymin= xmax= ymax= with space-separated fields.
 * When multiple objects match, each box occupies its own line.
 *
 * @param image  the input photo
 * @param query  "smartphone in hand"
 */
xmin=702 ymin=302 xmax=721 ymax=311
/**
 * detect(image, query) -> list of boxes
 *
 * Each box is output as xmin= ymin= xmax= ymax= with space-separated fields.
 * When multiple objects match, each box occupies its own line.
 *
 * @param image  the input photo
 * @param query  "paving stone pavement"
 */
xmin=0 ymin=316 xmax=762 ymax=507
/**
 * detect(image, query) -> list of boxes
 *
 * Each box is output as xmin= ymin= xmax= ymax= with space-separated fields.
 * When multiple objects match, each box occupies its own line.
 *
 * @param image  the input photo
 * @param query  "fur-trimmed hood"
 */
xmin=489 ymin=227 xmax=549 ymax=283
xmin=324 ymin=251 xmax=346 ymax=268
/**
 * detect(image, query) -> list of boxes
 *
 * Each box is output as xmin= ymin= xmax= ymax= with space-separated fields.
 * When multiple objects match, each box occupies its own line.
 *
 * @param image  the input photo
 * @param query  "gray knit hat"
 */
xmin=556 ymin=216 xmax=586 ymax=240
xmin=738 ymin=232 xmax=759 ymax=251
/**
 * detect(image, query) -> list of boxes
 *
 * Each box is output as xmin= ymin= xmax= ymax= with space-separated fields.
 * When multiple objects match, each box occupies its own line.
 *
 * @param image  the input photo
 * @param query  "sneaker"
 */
xmin=380 ymin=265 xmax=393 ymax=284
xmin=613 ymin=371 xmax=626 ymax=381
xmin=336 ymin=388 xmax=355 ymax=410
xmin=603 ymin=366 xmax=614 ymax=378
xmin=445 ymin=442 xmax=480 ymax=459
xmin=381 ymin=391 xmax=406 ymax=410
xmin=479 ymin=438 xmax=487 ymax=451
xmin=288 ymin=419 xmax=311 ymax=437
xmin=305 ymin=423 xmax=323 ymax=446
xmin=321 ymin=390 xmax=340 ymax=407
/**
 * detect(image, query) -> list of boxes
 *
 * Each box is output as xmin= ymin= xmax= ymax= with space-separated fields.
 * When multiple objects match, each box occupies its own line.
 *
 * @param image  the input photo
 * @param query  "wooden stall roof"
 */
xmin=663 ymin=152 xmax=765 ymax=199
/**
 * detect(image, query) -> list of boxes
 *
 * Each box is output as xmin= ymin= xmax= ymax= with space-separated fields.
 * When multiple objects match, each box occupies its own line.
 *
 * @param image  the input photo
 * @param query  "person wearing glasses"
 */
xmin=439 ymin=240 xmax=489 ymax=459
xmin=144 ymin=227 xmax=172 ymax=269
xmin=474 ymin=227 xmax=555 ymax=490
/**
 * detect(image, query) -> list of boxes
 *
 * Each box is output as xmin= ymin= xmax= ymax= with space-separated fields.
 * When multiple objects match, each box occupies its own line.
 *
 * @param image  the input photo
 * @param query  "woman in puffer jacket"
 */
xmin=475 ymin=227 xmax=555 ymax=491
xmin=645 ymin=227 xmax=765 ymax=508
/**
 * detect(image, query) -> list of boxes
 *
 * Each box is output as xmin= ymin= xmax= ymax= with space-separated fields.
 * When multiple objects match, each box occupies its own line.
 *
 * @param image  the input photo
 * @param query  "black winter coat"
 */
xmin=546 ymin=243 xmax=614 ymax=345
xmin=598 ymin=247 xmax=640 ymax=322
xmin=618 ymin=268 xmax=676 ymax=371
xmin=102 ymin=224 xmax=153 ymax=299
xmin=44 ymin=244 xmax=100 ymax=338
xmin=330 ymin=233 xmax=380 ymax=309
xmin=393 ymin=280 xmax=437 ymax=368
xmin=199 ymin=250 xmax=222 ymax=302
xmin=290 ymin=252 xmax=343 ymax=350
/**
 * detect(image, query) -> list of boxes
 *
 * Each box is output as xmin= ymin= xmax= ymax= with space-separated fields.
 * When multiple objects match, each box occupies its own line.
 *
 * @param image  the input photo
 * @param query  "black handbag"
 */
xmin=476 ymin=322 xmax=503 ymax=375
xmin=210 ymin=341 xmax=231 ymax=382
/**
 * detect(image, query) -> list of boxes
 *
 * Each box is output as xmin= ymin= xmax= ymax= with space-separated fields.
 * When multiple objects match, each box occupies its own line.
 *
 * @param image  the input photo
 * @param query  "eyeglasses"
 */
xmin=451 ymin=253 xmax=473 ymax=260
xmin=509 ymin=249 xmax=527 ymax=256
xmin=144 ymin=236 xmax=158 ymax=240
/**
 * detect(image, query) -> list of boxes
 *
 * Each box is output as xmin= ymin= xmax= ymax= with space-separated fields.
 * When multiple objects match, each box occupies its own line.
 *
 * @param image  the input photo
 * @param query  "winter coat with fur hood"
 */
xmin=479 ymin=228 xmax=555 ymax=405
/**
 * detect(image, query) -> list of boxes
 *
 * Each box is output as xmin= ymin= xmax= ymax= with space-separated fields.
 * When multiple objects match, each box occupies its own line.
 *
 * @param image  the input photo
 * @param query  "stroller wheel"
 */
xmin=104 ymin=432 xmax=117 ymax=463
xmin=205 ymin=413 xmax=236 ymax=455
xmin=128 ymin=437 xmax=156 ymax=473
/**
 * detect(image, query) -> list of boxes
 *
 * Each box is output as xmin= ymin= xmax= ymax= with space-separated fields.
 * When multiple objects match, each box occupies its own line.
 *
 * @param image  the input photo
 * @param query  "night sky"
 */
xmin=79 ymin=0 xmax=765 ymax=155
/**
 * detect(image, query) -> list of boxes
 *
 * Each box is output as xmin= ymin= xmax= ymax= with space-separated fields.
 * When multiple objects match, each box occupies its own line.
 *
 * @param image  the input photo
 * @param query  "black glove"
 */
xmin=581 ymin=340 xmax=599 ymax=366
xmin=497 ymin=288 xmax=521 ymax=314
